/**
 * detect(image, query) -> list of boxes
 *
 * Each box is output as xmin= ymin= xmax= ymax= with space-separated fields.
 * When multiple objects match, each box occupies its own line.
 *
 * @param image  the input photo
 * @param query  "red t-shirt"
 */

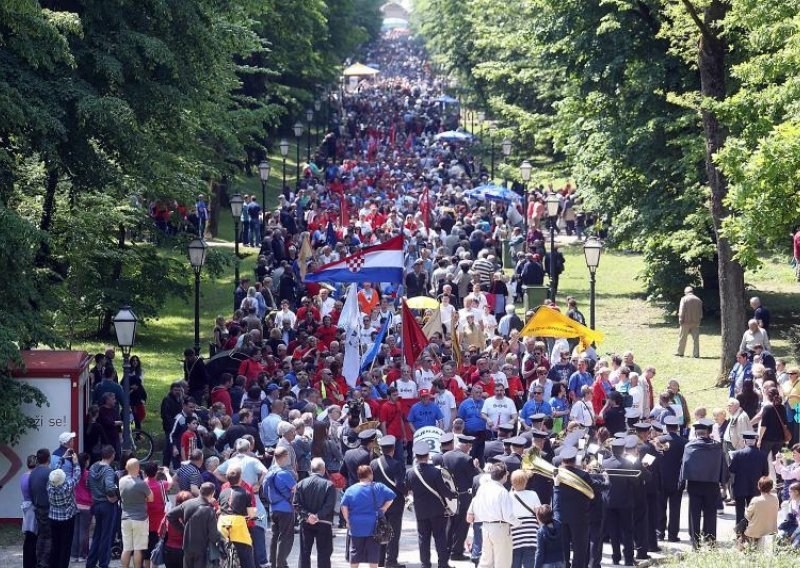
xmin=210 ymin=386 xmax=233 ymax=416
xmin=146 ymin=479 xmax=170 ymax=532
xmin=180 ymin=431 xmax=199 ymax=460
xmin=380 ymin=401 xmax=405 ymax=438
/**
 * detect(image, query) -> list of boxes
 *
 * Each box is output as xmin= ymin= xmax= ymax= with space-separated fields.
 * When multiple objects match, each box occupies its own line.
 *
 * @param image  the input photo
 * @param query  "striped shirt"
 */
xmin=510 ymin=489 xmax=540 ymax=550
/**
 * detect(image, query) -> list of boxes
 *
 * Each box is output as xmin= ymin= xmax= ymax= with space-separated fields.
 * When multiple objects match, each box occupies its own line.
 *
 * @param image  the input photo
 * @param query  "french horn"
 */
xmin=521 ymin=447 xmax=596 ymax=500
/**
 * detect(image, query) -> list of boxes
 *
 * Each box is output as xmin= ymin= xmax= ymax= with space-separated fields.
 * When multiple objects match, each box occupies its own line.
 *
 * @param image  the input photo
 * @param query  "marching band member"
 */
xmin=553 ymin=446 xmax=592 ymax=568
xmin=442 ymin=434 xmax=481 ymax=561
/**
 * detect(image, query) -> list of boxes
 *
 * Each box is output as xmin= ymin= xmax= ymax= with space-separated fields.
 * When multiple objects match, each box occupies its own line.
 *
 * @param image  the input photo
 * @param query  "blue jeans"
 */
xmin=249 ymin=525 xmax=268 ymax=567
xmin=471 ymin=522 xmax=482 ymax=561
xmin=249 ymin=219 xmax=261 ymax=247
xmin=85 ymin=500 xmax=118 ymax=568
xmin=240 ymin=219 xmax=250 ymax=246
xmin=512 ymin=546 xmax=536 ymax=568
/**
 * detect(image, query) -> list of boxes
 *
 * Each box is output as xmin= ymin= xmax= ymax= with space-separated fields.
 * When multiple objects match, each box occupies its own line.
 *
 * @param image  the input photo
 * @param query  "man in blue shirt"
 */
xmin=457 ymin=385 xmax=487 ymax=461
xmin=408 ymin=389 xmax=444 ymax=431
xmin=247 ymin=197 xmax=262 ymax=247
xmin=567 ymin=358 xmax=593 ymax=403
xmin=520 ymin=387 xmax=553 ymax=426
xmin=266 ymin=446 xmax=297 ymax=568
xmin=728 ymin=351 xmax=753 ymax=397
xmin=195 ymin=194 xmax=209 ymax=237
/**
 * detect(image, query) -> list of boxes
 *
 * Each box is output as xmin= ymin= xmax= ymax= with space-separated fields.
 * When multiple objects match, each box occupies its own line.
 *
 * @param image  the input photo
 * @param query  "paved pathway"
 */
xmin=0 ymin=494 xmax=738 ymax=567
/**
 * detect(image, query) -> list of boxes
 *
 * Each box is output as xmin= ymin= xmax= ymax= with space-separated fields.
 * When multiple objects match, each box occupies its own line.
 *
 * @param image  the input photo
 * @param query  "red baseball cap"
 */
xmin=419 ymin=389 xmax=431 ymax=397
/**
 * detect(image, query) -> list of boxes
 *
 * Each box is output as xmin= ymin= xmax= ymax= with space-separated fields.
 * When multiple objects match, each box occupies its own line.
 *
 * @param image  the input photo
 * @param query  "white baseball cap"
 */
xmin=58 ymin=432 xmax=76 ymax=445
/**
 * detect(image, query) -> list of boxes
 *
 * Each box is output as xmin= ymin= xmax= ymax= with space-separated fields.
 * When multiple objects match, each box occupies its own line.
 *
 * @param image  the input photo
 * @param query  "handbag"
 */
xmin=774 ymin=405 xmax=793 ymax=444
xmin=150 ymin=518 xmax=167 ymax=566
xmin=370 ymin=485 xmax=393 ymax=545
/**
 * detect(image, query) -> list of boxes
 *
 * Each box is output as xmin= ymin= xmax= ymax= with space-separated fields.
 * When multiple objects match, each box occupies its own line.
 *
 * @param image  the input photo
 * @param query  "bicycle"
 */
xmin=128 ymin=420 xmax=154 ymax=461
xmin=219 ymin=520 xmax=241 ymax=568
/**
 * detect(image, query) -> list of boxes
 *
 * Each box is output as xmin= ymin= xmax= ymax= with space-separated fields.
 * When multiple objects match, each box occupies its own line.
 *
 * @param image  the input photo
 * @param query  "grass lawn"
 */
xmin=556 ymin=241 xmax=799 ymax=412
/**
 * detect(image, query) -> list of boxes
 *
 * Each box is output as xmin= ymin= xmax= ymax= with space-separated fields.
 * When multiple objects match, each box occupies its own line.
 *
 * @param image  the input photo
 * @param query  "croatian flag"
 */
xmin=304 ymin=234 xmax=404 ymax=284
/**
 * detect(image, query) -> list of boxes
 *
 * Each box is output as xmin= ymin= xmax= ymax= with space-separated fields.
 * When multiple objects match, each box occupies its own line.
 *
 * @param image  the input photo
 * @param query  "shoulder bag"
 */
xmin=150 ymin=518 xmax=167 ymax=566
xmin=370 ymin=485 xmax=393 ymax=545
xmin=413 ymin=465 xmax=456 ymax=516
xmin=773 ymin=404 xmax=793 ymax=444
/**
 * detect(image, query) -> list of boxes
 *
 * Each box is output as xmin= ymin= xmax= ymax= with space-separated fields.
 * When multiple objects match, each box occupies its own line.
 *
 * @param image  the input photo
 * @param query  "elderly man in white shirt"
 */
xmin=468 ymin=461 xmax=520 ymax=568
xmin=740 ymin=319 xmax=771 ymax=353
xmin=724 ymin=398 xmax=751 ymax=451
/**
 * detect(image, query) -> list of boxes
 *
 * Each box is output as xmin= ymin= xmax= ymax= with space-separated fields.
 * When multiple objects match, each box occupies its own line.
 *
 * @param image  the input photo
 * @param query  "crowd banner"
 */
xmin=520 ymin=305 xmax=604 ymax=349
xmin=341 ymin=284 xmax=362 ymax=387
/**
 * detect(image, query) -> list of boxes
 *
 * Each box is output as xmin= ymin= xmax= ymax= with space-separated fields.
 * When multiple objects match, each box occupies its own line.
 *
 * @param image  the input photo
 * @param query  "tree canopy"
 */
xmin=0 ymin=0 xmax=382 ymax=443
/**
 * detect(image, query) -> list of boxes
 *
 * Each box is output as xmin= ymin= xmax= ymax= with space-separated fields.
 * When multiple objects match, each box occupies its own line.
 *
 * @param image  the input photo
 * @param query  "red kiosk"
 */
xmin=1 ymin=350 xmax=91 ymax=520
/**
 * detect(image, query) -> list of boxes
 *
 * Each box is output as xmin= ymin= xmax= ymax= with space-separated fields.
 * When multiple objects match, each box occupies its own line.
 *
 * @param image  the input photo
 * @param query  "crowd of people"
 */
xmin=19 ymin=31 xmax=800 ymax=568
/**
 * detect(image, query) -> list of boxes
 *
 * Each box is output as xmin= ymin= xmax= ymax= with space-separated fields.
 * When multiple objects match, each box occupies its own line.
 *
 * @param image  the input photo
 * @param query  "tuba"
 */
xmin=355 ymin=420 xmax=383 ymax=457
xmin=521 ymin=446 xmax=596 ymax=500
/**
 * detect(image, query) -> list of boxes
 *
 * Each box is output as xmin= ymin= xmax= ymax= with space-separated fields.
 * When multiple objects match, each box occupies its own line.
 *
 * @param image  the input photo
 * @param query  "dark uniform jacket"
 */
xmin=371 ymin=454 xmax=406 ymax=509
xmin=659 ymin=432 xmax=687 ymax=493
xmin=500 ymin=452 xmax=523 ymax=488
xmin=482 ymin=439 xmax=506 ymax=462
xmin=295 ymin=473 xmax=337 ymax=523
xmin=343 ymin=446 xmax=372 ymax=488
xmin=552 ymin=465 xmax=592 ymax=525
xmin=602 ymin=455 xmax=636 ymax=509
xmin=406 ymin=462 xmax=457 ymax=520
xmin=729 ymin=446 xmax=769 ymax=498
xmin=442 ymin=449 xmax=481 ymax=493
xmin=680 ymin=437 xmax=727 ymax=485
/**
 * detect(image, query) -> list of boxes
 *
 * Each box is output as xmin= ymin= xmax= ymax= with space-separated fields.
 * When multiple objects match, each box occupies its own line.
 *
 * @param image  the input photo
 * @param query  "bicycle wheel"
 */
xmin=132 ymin=429 xmax=154 ymax=461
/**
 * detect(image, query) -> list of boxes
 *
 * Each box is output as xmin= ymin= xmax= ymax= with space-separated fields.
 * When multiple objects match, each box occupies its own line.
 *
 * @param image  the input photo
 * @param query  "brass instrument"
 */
xmin=355 ymin=420 xmax=383 ymax=457
xmin=521 ymin=447 xmax=596 ymax=500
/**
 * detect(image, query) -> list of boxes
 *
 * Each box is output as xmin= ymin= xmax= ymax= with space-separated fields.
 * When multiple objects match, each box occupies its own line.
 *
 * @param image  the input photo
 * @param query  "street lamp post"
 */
xmin=293 ymin=122 xmax=304 ymax=189
xmin=258 ymin=160 xmax=271 ymax=235
xmin=490 ymin=125 xmax=497 ymax=179
xmin=112 ymin=306 xmax=138 ymax=452
xmin=314 ymin=99 xmax=322 ymax=146
xmin=230 ymin=193 xmax=243 ymax=287
xmin=305 ymin=109 xmax=314 ymax=162
xmin=501 ymin=138 xmax=512 ymax=185
xmin=583 ymin=237 xmax=603 ymax=330
xmin=520 ymin=160 xmax=532 ymax=239
xmin=545 ymin=192 xmax=561 ymax=302
xmin=279 ymin=139 xmax=289 ymax=198
xmin=188 ymin=238 xmax=209 ymax=355
xmin=477 ymin=111 xmax=485 ymax=174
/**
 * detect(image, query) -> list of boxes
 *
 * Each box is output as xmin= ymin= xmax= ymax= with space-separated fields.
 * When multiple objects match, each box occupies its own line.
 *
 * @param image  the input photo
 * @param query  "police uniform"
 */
xmin=441 ymin=435 xmax=481 ymax=561
xmin=371 ymin=436 xmax=406 ymax=568
xmin=526 ymin=429 xmax=554 ymax=505
xmin=587 ymin=468 xmax=610 ymax=568
xmin=728 ymin=431 xmax=769 ymax=525
xmin=483 ymin=423 xmax=514 ymax=462
xmin=680 ymin=419 xmax=727 ymax=548
xmin=625 ymin=433 xmax=652 ymax=561
xmin=552 ymin=446 xmax=592 ymax=568
xmin=636 ymin=422 xmax=662 ymax=553
xmin=342 ymin=429 xmax=375 ymax=487
xmin=658 ymin=417 xmax=687 ymax=541
xmin=406 ymin=441 xmax=457 ymax=568
xmin=432 ymin=433 xmax=454 ymax=467
xmin=602 ymin=440 xmax=636 ymax=565
xmin=500 ymin=436 xmax=526 ymax=488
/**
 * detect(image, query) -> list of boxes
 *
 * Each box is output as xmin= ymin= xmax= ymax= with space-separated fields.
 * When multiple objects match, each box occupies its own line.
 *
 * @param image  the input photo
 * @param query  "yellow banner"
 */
xmin=519 ymin=306 xmax=604 ymax=350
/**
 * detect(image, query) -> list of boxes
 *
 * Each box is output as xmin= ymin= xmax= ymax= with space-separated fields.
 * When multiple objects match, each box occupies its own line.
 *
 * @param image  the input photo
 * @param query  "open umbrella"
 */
xmin=469 ymin=183 xmax=522 ymax=203
xmin=406 ymin=296 xmax=439 ymax=310
xmin=434 ymin=130 xmax=474 ymax=143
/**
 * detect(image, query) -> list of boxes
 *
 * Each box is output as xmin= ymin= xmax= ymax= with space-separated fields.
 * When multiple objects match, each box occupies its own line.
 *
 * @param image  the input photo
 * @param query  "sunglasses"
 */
xmin=533 ymin=391 xmax=543 ymax=395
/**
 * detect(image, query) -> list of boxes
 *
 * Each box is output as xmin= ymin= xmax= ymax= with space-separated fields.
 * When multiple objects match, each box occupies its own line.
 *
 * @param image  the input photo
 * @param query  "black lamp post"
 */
xmin=293 ymin=122 xmax=304 ymax=188
xmin=279 ymin=139 xmax=289 ymax=198
xmin=520 ymin=160 xmax=532 ymax=238
xmin=314 ymin=99 xmax=322 ymax=146
xmin=490 ymin=125 xmax=497 ymax=179
xmin=501 ymin=138 xmax=512 ymax=185
xmin=583 ymin=237 xmax=603 ymax=329
xmin=305 ymin=109 xmax=314 ymax=162
xmin=545 ymin=192 xmax=560 ymax=301
xmin=258 ymin=160 xmax=270 ymax=235
xmin=112 ymin=306 xmax=138 ymax=452
xmin=477 ymin=111 xmax=485 ymax=173
xmin=230 ymin=193 xmax=243 ymax=287
xmin=188 ymin=238 xmax=208 ymax=355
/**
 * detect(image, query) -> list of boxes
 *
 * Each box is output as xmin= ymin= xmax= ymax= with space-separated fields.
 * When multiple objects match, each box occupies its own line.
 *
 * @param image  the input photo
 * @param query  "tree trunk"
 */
xmin=697 ymin=0 xmax=746 ymax=376
xmin=99 ymin=224 xmax=126 ymax=337
xmin=208 ymin=179 xmax=221 ymax=239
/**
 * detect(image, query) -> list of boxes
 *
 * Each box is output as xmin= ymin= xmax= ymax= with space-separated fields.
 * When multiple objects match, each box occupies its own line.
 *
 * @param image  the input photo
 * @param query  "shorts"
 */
xmin=349 ymin=535 xmax=380 ymax=564
xmin=121 ymin=518 xmax=149 ymax=551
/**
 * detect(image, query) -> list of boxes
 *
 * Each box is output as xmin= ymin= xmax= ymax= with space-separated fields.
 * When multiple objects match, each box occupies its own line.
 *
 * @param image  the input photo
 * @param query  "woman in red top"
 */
xmin=161 ymin=491 xmax=193 ymax=568
xmin=144 ymin=462 xmax=174 ymax=562
xmin=316 ymin=315 xmax=338 ymax=348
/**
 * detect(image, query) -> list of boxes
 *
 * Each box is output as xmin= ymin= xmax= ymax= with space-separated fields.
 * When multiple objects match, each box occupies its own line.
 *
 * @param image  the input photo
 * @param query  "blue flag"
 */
xmin=360 ymin=313 xmax=391 ymax=372
xmin=326 ymin=220 xmax=337 ymax=247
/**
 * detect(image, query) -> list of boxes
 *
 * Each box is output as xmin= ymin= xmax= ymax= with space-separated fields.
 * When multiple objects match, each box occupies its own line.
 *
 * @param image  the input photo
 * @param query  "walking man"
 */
xmin=467 ymin=461 xmax=519 ymax=568
xmin=676 ymin=286 xmax=702 ymax=357
xmin=295 ymin=458 xmax=336 ymax=568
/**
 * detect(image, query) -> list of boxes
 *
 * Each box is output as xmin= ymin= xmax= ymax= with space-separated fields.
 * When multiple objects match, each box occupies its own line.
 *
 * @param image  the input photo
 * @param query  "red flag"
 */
xmin=402 ymin=299 xmax=429 ymax=368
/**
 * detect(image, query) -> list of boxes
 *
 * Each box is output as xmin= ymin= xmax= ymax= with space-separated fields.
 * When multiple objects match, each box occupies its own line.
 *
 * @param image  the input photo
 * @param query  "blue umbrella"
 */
xmin=434 ymin=130 xmax=474 ymax=143
xmin=470 ymin=184 xmax=522 ymax=203
xmin=436 ymin=95 xmax=459 ymax=105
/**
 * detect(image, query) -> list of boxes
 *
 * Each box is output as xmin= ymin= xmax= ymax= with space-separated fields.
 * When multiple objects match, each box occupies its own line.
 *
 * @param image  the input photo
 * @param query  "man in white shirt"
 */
xmin=317 ymin=288 xmax=335 ymax=318
xmin=467 ymin=461 xmax=520 ymax=568
xmin=458 ymin=297 xmax=484 ymax=331
xmin=628 ymin=373 xmax=644 ymax=420
xmin=395 ymin=367 xmax=419 ymax=401
xmin=274 ymin=301 xmax=296 ymax=328
xmin=432 ymin=380 xmax=457 ymax=431
xmin=416 ymin=358 xmax=436 ymax=391
xmin=740 ymin=319 xmax=771 ymax=353
xmin=481 ymin=384 xmax=518 ymax=433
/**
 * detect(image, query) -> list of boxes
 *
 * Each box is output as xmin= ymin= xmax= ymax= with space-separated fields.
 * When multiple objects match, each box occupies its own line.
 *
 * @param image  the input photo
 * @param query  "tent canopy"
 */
xmin=343 ymin=63 xmax=381 ymax=77
xmin=519 ymin=306 xmax=604 ymax=349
